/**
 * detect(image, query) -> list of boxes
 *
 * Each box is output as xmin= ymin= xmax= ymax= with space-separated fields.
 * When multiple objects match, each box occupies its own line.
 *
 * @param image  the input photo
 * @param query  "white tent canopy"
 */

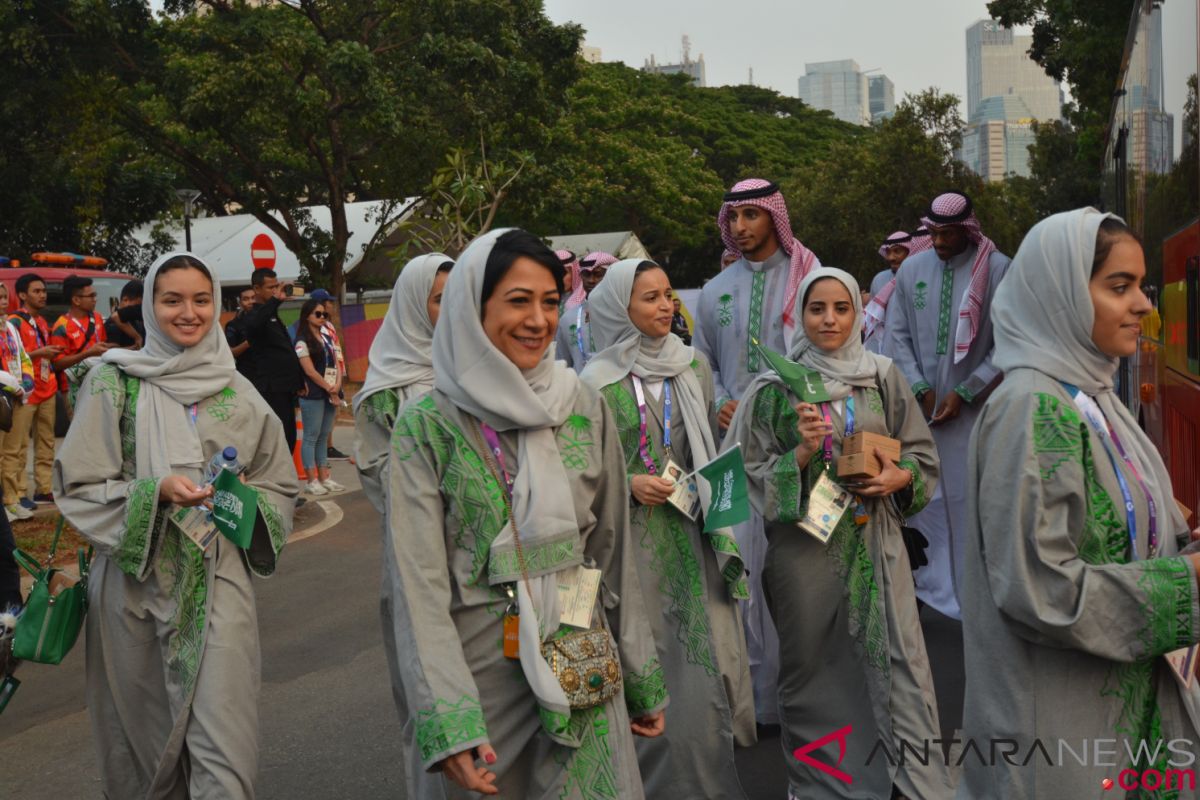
xmin=133 ymin=199 xmax=419 ymax=287
xmin=546 ymin=231 xmax=651 ymax=262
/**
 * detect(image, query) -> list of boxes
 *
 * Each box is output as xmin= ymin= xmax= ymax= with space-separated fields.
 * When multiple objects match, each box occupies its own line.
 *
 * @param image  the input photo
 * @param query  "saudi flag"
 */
xmin=751 ymin=338 xmax=831 ymax=403
xmin=699 ymin=444 xmax=751 ymax=533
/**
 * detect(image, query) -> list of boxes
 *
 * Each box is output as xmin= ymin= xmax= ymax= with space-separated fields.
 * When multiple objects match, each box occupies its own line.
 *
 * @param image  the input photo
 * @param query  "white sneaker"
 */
xmin=321 ymin=479 xmax=345 ymax=493
xmin=5 ymin=503 xmax=32 ymax=521
xmin=306 ymin=480 xmax=328 ymax=496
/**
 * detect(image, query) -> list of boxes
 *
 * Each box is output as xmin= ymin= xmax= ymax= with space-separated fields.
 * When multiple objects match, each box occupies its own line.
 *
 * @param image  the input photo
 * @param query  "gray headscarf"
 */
xmin=353 ymin=253 xmax=450 ymax=412
xmin=581 ymin=259 xmax=746 ymax=597
xmin=724 ymin=268 xmax=890 ymax=505
xmin=992 ymin=207 xmax=1187 ymax=542
xmin=432 ymin=228 xmax=583 ymax=743
xmin=100 ymin=252 xmax=235 ymax=478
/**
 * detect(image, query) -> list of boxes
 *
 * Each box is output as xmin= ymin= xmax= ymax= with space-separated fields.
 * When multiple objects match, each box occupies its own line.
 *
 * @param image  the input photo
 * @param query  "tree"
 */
xmin=40 ymin=0 xmax=582 ymax=301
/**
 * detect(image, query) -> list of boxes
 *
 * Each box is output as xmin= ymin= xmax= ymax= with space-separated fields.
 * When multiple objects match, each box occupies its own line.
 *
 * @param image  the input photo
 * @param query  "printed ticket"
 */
xmin=797 ymin=471 xmax=852 ymax=544
xmin=171 ymin=505 xmax=219 ymax=552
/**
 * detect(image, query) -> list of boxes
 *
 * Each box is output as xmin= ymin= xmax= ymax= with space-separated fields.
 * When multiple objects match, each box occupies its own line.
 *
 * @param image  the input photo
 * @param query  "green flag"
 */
xmin=211 ymin=469 xmax=259 ymax=549
xmin=699 ymin=444 xmax=751 ymax=533
xmin=751 ymin=338 xmax=831 ymax=403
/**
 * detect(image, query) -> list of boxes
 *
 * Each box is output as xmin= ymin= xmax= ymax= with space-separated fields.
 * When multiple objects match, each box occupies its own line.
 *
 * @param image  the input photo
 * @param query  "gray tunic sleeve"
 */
xmin=971 ymin=385 xmax=1200 ymax=661
xmin=53 ymin=364 xmax=165 ymax=580
xmin=693 ymin=286 xmax=730 ymax=408
xmin=884 ymin=271 xmax=928 ymax=395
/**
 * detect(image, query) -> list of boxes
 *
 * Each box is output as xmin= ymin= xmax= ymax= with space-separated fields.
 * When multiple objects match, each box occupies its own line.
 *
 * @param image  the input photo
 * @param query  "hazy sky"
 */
xmin=543 ymin=0 xmax=1004 ymax=106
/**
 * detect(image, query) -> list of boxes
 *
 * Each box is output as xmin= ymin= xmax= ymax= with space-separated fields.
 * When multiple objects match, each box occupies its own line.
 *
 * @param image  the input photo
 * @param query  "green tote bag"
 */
xmin=12 ymin=516 xmax=91 ymax=665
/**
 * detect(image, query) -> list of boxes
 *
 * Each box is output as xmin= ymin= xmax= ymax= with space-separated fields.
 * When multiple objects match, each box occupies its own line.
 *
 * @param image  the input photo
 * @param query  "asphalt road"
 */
xmin=0 ymin=428 xmax=964 ymax=799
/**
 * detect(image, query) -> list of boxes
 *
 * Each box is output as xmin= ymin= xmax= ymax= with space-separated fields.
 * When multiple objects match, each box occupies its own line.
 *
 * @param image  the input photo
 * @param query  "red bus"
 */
xmin=1107 ymin=0 xmax=1200 ymax=516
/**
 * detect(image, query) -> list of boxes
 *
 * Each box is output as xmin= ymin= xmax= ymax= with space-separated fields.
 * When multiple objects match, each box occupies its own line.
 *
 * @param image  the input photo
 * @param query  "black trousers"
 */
xmin=0 ymin=504 xmax=20 ymax=610
xmin=260 ymin=390 xmax=298 ymax=456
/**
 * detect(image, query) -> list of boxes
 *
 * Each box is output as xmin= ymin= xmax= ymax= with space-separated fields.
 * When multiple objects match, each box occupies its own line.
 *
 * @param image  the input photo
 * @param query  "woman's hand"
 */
xmin=439 ymin=744 xmax=499 ymax=795
xmin=794 ymin=402 xmax=832 ymax=468
xmin=631 ymin=710 xmax=665 ymax=738
xmin=850 ymin=448 xmax=912 ymax=498
xmin=159 ymin=475 xmax=214 ymax=507
xmin=631 ymin=474 xmax=675 ymax=506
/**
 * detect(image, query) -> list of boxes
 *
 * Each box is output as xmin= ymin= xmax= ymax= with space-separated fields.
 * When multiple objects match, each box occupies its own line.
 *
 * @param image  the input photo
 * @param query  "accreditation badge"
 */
xmin=797 ymin=471 xmax=852 ymax=544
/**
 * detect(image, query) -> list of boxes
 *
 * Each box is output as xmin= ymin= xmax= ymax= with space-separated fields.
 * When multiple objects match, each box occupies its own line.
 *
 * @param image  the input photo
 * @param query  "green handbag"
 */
xmin=12 ymin=516 xmax=92 ymax=665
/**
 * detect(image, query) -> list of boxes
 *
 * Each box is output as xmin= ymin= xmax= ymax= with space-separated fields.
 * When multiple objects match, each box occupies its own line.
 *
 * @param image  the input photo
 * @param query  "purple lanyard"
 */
xmin=818 ymin=396 xmax=855 ymax=469
xmin=632 ymin=377 xmax=671 ymax=474
xmin=479 ymin=423 xmax=514 ymax=497
xmin=1064 ymin=384 xmax=1158 ymax=558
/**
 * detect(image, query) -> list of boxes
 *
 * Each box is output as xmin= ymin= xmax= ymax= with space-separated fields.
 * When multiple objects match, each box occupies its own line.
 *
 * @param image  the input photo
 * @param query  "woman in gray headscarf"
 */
xmin=351 ymin=252 xmax=452 ymax=798
xmin=53 ymin=253 xmax=298 ymax=799
xmin=383 ymin=229 xmax=666 ymax=799
xmin=958 ymin=208 xmax=1200 ymax=799
xmin=580 ymin=259 xmax=754 ymax=800
xmin=353 ymin=252 xmax=453 ymax=514
xmin=727 ymin=267 xmax=950 ymax=799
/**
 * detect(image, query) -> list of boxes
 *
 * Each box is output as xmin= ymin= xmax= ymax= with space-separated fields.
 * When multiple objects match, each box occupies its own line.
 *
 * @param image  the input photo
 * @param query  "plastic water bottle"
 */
xmin=203 ymin=446 xmax=244 ymax=485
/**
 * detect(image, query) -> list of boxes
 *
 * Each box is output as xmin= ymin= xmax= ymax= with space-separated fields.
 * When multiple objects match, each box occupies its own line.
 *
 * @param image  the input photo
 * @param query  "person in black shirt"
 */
xmin=104 ymin=280 xmax=145 ymax=348
xmin=241 ymin=269 xmax=305 ymax=453
xmin=224 ymin=286 xmax=258 ymax=381
xmin=670 ymin=295 xmax=692 ymax=345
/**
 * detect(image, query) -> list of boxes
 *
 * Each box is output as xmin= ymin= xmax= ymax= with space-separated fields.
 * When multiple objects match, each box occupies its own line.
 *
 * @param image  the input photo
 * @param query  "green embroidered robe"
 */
xmin=599 ymin=353 xmax=755 ymax=800
xmin=54 ymin=364 xmax=296 ymax=799
xmin=743 ymin=361 xmax=953 ymax=799
xmin=959 ymin=368 xmax=1200 ymax=800
xmin=384 ymin=386 xmax=666 ymax=800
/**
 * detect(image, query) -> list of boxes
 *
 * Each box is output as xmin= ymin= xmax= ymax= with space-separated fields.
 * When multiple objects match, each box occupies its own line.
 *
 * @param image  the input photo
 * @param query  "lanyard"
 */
xmin=479 ymin=423 xmax=514 ymax=498
xmin=68 ymin=313 xmax=93 ymax=344
xmin=632 ymin=376 xmax=671 ymax=473
xmin=1062 ymin=383 xmax=1157 ymax=559
xmin=818 ymin=396 xmax=855 ymax=468
xmin=17 ymin=311 xmax=46 ymax=348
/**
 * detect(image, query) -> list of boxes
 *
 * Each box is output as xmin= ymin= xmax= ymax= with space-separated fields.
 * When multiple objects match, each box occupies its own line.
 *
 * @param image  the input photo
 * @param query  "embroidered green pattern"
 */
xmin=747 ymin=272 xmax=766 ymax=371
xmin=115 ymin=478 xmax=159 ymax=577
xmin=1137 ymin=559 xmax=1193 ymax=656
xmin=913 ymin=281 xmax=928 ymax=310
xmin=897 ymin=457 xmax=929 ymax=515
xmin=159 ymin=525 xmax=209 ymax=694
xmin=1079 ymin=437 xmax=1128 ymax=566
xmin=640 ymin=505 xmax=719 ymax=676
xmin=602 ymin=383 xmax=646 ymax=473
xmin=363 ymin=388 xmax=400 ymax=429
xmin=89 ymin=364 xmax=124 ymax=411
xmin=624 ymin=656 xmax=668 ymax=714
xmin=538 ymin=705 xmax=571 ymax=738
xmin=488 ymin=538 xmax=578 ymax=583
xmin=751 ymin=386 xmax=803 ymax=522
xmin=394 ymin=397 xmax=508 ymax=586
xmin=822 ymin=459 xmax=889 ymax=678
xmin=935 ymin=264 xmax=954 ymax=355
xmin=717 ymin=294 xmax=734 ymax=327
xmin=414 ymin=696 xmax=488 ymax=763
xmin=864 ymin=387 xmax=885 ymax=417
xmin=205 ymin=386 xmax=238 ymax=422
xmin=1031 ymin=393 xmax=1084 ymax=482
xmin=558 ymin=414 xmax=594 ymax=471
xmin=556 ymin=706 xmax=619 ymax=800
xmin=119 ymin=374 xmax=141 ymax=479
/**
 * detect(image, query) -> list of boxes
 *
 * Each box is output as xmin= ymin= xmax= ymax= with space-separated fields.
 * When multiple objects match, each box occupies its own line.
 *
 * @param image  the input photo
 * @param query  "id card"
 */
xmin=797 ymin=471 xmax=852 ymax=544
xmin=557 ymin=566 xmax=602 ymax=629
xmin=170 ymin=505 xmax=219 ymax=552
xmin=1166 ymin=645 xmax=1198 ymax=689
xmin=323 ymin=367 xmax=338 ymax=386
xmin=39 ymin=360 xmax=50 ymax=382
xmin=663 ymin=458 xmax=701 ymax=520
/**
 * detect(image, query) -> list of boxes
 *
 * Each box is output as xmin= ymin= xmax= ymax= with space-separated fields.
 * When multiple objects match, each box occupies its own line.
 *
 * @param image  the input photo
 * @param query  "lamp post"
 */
xmin=175 ymin=189 xmax=201 ymax=252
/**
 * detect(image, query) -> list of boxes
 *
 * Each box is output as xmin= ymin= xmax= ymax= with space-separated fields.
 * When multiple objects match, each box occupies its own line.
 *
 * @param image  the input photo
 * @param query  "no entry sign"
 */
xmin=251 ymin=233 xmax=276 ymax=269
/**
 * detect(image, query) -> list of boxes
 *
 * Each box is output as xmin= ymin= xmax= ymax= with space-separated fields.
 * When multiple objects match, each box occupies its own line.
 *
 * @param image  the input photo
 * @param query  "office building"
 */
xmin=868 ymin=74 xmax=895 ymax=122
xmin=579 ymin=44 xmax=602 ymax=64
xmin=798 ymin=59 xmax=870 ymax=126
xmin=960 ymin=95 xmax=1037 ymax=181
xmin=966 ymin=20 xmax=1062 ymax=122
xmin=643 ymin=35 xmax=706 ymax=87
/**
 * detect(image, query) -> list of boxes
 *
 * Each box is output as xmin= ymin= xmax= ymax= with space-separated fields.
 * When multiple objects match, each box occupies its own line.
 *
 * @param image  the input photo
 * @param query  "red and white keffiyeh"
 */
xmin=921 ymin=192 xmax=997 ymax=363
xmin=717 ymin=178 xmax=819 ymax=333
xmin=579 ymin=251 xmax=617 ymax=272
xmin=876 ymin=229 xmax=913 ymax=261
xmin=557 ymin=249 xmax=586 ymax=312
xmin=865 ymin=231 xmax=914 ymax=339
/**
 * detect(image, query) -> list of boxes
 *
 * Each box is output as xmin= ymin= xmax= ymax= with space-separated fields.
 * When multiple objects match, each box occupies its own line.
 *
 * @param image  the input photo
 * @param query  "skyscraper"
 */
xmin=868 ymin=74 xmax=896 ymax=122
xmin=798 ymin=60 xmax=870 ymax=126
xmin=962 ymin=19 xmax=1063 ymax=180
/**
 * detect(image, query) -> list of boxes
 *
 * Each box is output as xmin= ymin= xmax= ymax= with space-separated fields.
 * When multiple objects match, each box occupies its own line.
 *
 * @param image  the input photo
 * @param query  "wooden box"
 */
xmin=840 ymin=432 xmax=901 ymax=464
xmin=837 ymin=451 xmax=883 ymax=480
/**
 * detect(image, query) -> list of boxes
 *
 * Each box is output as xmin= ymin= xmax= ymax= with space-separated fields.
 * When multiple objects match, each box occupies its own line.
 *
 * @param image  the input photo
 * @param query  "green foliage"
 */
xmin=500 ymin=62 xmax=857 ymax=286
xmin=37 ymin=0 xmax=582 ymax=295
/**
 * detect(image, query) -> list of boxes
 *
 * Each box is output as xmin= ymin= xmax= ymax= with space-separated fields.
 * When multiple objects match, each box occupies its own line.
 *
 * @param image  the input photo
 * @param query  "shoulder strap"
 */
xmin=85 ymin=313 xmax=96 ymax=344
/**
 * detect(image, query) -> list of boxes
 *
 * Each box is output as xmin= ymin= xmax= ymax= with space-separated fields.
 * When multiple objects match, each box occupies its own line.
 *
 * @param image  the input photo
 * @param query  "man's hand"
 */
xmin=919 ymin=390 xmax=935 ymax=420
xmin=717 ymin=399 xmax=739 ymax=430
xmin=28 ymin=345 xmax=62 ymax=360
xmin=930 ymin=391 xmax=964 ymax=426
xmin=83 ymin=342 xmax=115 ymax=358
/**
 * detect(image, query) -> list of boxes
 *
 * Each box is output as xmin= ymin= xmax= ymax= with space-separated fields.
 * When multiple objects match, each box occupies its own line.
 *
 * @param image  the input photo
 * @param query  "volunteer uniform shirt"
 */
xmin=51 ymin=311 xmax=106 ymax=393
xmin=10 ymin=310 xmax=55 ymax=404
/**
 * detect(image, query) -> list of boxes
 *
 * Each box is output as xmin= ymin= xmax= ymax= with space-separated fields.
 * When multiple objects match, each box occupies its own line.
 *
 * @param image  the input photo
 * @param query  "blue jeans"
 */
xmin=299 ymin=397 xmax=337 ymax=471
